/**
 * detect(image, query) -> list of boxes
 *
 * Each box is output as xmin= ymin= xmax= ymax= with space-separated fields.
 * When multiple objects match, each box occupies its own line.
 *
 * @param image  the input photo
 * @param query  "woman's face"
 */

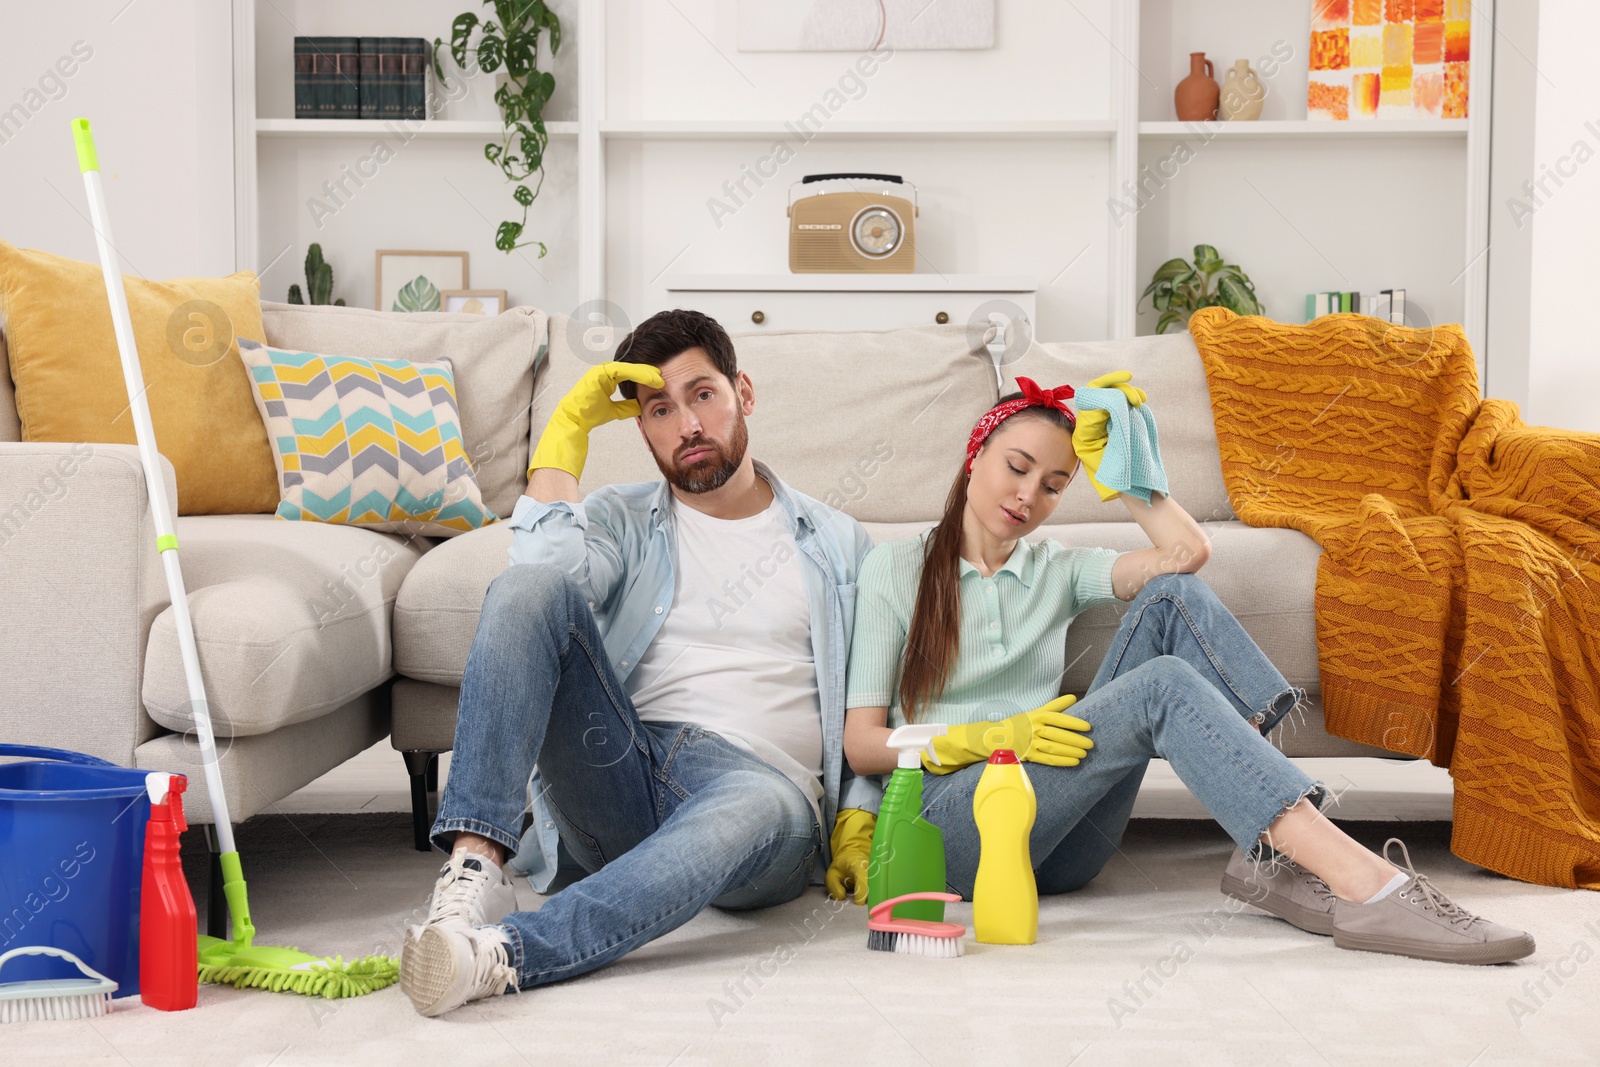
xmin=966 ymin=414 xmax=1078 ymax=541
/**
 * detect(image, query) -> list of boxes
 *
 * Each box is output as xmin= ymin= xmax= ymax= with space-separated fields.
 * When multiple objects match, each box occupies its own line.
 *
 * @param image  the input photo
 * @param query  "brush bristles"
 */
xmin=0 ymin=991 xmax=112 ymax=1023
xmin=865 ymin=930 xmax=964 ymax=958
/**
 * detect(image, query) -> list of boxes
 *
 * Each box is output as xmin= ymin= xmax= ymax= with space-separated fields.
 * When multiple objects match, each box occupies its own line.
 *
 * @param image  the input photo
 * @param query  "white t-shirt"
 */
xmin=626 ymin=492 xmax=824 ymax=829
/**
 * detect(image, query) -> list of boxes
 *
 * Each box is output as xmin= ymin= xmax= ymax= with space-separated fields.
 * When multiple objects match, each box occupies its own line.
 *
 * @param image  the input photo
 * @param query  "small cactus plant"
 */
xmin=287 ymin=243 xmax=345 ymax=306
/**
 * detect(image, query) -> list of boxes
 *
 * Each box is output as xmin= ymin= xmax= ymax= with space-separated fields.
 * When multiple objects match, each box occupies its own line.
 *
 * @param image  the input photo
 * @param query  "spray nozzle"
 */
xmin=884 ymin=723 xmax=949 ymax=770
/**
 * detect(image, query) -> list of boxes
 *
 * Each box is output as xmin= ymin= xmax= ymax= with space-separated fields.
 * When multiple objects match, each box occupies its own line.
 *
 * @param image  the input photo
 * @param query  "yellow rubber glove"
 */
xmin=825 ymin=808 xmax=876 ymax=904
xmin=923 ymin=694 xmax=1093 ymax=775
xmin=1072 ymin=370 xmax=1148 ymax=502
xmin=528 ymin=361 xmax=667 ymax=480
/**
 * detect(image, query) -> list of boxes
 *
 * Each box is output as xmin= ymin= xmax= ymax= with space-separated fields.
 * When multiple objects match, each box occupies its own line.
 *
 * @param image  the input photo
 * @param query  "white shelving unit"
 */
xmin=255 ymin=119 xmax=579 ymax=139
xmin=231 ymin=0 xmax=1495 ymax=361
xmin=1137 ymin=119 xmax=1468 ymax=139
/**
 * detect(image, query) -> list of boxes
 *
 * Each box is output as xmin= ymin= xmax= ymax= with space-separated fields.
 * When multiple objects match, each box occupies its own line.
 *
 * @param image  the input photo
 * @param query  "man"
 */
xmin=400 ymin=309 xmax=882 ymax=1016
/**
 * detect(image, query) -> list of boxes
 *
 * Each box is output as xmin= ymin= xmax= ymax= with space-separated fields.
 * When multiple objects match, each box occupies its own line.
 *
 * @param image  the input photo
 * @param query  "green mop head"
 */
xmin=195 ymin=853 xmax=399 ymax=999
xmin=197 ymin=938 xmax=398 ymax=998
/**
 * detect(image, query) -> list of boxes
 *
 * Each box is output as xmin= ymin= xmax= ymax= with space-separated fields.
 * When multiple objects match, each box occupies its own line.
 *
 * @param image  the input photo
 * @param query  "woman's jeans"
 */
xmin=431 ymin=565 xmax=822 ymax=990
xmin=921 ymin=572 xmax=1326 ymax=897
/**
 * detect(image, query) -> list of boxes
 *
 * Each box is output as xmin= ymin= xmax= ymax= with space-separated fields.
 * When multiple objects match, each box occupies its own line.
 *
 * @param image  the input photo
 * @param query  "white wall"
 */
xmin=604 ymin=0 xmax=1117 ymax=340
xmin=0 ymin=0 xmax=234 ymax=279
xmin=1521 ymin=0 xmax=1600 ymax=432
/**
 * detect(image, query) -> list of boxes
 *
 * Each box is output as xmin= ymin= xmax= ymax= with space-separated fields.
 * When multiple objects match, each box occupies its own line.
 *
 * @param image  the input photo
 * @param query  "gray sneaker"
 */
xmin=1221 ymin=847 xmax=1337 ymax=935
xmin=1332 ymin=838 xmax=1535 ymax=965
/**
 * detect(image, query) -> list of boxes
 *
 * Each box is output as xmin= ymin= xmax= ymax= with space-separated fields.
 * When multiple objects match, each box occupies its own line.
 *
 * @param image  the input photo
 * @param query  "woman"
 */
xmin=828 ymin=374 xmax=1532 ymax=965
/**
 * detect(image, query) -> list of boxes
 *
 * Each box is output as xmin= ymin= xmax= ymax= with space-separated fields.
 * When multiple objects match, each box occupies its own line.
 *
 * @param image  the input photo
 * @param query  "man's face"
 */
xmin=631 ymin=348 xmax=754 ymax=494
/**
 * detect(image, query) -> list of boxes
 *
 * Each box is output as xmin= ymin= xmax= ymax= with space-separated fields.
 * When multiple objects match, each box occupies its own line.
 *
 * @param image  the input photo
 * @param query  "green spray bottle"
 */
xmin=867 ymin=724 xmax=949 ymax=923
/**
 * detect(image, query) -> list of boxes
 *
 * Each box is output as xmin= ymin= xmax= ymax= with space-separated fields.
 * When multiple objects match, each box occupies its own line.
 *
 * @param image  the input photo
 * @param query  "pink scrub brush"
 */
xmin=866 ymin=893 xmax=967 ymax=958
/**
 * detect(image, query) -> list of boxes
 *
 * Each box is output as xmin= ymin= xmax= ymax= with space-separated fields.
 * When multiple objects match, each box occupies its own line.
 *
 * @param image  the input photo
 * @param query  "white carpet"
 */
xmin=6 ymin=814 xmax=1594 ymax=1066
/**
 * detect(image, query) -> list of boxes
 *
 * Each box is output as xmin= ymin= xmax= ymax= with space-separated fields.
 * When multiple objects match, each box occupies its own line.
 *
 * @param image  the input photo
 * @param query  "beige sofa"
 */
xmin=0 ymin=305 xmax=1396 ymax=864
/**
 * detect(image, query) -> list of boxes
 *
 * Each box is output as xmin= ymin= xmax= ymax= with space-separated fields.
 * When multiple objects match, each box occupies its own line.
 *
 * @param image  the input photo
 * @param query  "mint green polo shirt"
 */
xmin=846 ymin=531 xmax=1121 ymax=729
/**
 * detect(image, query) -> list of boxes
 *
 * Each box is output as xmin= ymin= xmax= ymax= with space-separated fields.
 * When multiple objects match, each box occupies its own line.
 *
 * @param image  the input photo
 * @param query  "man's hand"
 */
xmin=825 ymin=808 xmax=876 ymax=904
xmin=1073 ymin=370 xmax=1147 ymax=502
xmin=528 ymin=361 xmax=666 ymax=481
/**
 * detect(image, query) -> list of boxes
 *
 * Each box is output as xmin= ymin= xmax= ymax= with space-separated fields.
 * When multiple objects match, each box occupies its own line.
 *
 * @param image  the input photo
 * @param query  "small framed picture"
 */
xmin=375 ymin=250 xmax=469 ymax=312
xmin=440 ymin=289 xmax=508 ymax=316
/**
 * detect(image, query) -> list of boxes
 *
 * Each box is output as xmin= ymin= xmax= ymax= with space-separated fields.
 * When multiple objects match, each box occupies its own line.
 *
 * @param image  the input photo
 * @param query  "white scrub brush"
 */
xmin=0 ymin=946 xmax=118 ymax=1022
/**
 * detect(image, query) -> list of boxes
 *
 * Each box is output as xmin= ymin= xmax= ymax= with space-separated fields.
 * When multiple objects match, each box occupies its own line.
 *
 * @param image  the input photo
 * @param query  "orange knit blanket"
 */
xmin=1188 ymin=307 xmax=1600 ymax=889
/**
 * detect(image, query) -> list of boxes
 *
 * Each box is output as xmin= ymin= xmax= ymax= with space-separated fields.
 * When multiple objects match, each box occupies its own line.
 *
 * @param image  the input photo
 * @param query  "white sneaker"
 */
xmin=401 ymin=921 xmax=518 ymax=1017
xmin=425 ymin=852 xmax=518 ymax=927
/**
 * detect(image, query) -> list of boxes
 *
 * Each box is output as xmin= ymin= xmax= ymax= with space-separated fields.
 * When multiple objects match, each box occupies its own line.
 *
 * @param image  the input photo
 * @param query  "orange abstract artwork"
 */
xmin=1310 ymin=0 xmax=1467 ymax=119
xmin=1444 ymin=62 xmax=1469 ymax=119
xmin=1311 ymin=29 xmax=1350 ymax=70
xmin=1354 ymin=72 xmax=1381 ymax=117
xmin=1308 ymin=81 xmax=1350 ymax=121
xmin=1413 ymin=70 xmax=1444 ymax=115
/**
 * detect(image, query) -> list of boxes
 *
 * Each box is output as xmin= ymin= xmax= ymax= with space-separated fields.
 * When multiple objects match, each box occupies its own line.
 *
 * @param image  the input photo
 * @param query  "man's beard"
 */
xmin=651 ymin=414 xmax=750 ymax=494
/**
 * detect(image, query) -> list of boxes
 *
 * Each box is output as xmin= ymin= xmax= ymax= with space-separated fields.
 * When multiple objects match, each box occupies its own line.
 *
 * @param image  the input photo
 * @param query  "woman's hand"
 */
xmin=1073 ymin=370 xmax=1148 ymax=502
xmin=924 ymin=694 xmax=1093 ymax=774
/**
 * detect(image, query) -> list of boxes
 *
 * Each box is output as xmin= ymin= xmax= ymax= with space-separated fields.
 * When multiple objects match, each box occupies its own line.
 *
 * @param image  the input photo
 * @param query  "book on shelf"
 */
xmin=293 ymin=38 xmax=315 ymax=119
xmin=292 ymin=37 xmax=424 ymax=121
xmin=1305 ymin=288 xmax=1405 ymax=324
xmin=322 ymin=37 xmax=361 ymax=119
xmin=360 ymin=37 xmax=429 ymax=122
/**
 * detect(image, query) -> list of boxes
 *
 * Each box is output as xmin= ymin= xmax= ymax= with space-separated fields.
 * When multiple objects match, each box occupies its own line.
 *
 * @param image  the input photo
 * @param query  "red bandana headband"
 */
xmin=964 ymin=376 xmax=1076 ymax=474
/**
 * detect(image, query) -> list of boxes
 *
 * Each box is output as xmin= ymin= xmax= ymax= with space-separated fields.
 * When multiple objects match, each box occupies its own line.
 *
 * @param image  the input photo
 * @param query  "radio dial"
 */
xmin=851 ymin=206 xmax=903 ymax=258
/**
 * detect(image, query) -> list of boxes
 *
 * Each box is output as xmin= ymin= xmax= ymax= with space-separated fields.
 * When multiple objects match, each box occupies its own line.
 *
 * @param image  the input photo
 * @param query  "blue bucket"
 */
xmin=0 ymin=744 xmax=157 ymax=999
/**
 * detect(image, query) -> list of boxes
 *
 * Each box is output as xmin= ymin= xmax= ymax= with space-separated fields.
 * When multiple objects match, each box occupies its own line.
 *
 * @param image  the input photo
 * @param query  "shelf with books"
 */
xmin=255 ymin=119 xmax=580 ymax=138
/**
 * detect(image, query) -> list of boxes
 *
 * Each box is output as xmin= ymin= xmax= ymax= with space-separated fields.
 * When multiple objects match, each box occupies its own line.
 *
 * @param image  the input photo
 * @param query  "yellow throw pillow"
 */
xmin=0 ymin=240 xmax=279 ymax=515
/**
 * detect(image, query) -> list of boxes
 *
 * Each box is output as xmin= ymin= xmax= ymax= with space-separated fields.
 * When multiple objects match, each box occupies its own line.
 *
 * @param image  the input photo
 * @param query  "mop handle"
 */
xmin=73 ymin=119 xmax=238 ymax=859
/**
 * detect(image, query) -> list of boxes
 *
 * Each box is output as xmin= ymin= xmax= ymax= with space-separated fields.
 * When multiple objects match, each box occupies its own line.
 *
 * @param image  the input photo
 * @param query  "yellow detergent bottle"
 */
xmin=972 ymin=749 xmax=1038 ymax=945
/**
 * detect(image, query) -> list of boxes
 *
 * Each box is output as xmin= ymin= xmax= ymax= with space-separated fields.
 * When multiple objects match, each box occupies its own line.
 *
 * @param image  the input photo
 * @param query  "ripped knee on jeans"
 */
xmin=1256 ymin=685 xmax=1309 ymax=740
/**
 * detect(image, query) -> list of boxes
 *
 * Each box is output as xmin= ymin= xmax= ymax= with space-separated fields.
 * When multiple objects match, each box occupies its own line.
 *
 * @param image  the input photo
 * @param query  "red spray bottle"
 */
xmin=141 ymin=772 xmax=198 ymax=1010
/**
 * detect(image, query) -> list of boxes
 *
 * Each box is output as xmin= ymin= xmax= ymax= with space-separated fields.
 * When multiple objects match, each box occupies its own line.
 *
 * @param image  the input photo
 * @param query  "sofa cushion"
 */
xmin=857 ymin=519 xmax=1322 ymax=696
xmin=393 ymin=523 xmax=514 ymax=685
xmin=260 ymin=302 xmax=546 ymax=521
xmin=0 ymin=331 xmax=19 ymax=443
xmin=0 ymin=240 xmax=278 ymax=514
xmin=1001 ymin=332 xmax=1236 ymax=525
xmin=237 ymin=340 xmax=498 ymax=536
xmin=142 ymin=514 xmax=427 ymax=737
xmin=537 ymin=315 xmax=999 ymax=523
xmin=1033 ymin=521 xmax=1322 ymax=694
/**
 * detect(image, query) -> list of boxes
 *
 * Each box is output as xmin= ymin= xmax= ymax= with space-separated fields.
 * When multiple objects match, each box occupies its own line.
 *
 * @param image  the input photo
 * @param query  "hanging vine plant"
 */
xmin=434 ymin=1 xmax=562 ymax=254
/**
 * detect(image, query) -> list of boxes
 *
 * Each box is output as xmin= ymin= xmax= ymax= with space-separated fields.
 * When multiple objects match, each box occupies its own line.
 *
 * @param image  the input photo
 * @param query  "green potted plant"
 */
xmin=1141 ymin=244 xmax=1263 ymax=333
xmin=286 ymin=243 xmax=344 ymax=306
xmin=435 ymin=1 xmax=562 ymax=255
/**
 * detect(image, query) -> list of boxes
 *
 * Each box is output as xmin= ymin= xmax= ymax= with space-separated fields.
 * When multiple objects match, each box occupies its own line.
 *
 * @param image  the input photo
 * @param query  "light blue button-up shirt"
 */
xmin=501 ymin=459 xmax=882 ymax=892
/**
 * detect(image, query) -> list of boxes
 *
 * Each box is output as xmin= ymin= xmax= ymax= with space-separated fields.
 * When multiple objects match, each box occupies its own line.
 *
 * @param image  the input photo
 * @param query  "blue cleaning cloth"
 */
xmin=1072 ymin=386 xmax=1169 ymax=503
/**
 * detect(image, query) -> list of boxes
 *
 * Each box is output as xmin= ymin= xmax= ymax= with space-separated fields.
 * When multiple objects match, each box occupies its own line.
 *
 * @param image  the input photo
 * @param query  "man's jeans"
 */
xmin=922 ymin=573 xmax=1325 ymax=897
xmin=432 ymin=564 xmax=822 ymax=990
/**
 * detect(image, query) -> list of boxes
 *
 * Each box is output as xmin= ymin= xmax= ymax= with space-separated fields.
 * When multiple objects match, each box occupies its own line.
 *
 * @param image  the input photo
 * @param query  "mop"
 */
xmin=72 ymin=119 xmax=398 ymax=998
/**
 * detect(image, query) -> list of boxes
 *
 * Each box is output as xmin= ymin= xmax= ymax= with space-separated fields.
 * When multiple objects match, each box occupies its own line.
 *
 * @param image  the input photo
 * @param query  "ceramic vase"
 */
xmin=1220 ymin=59 xmax=1265 ymax=121
xmin=1174 ymin=52 xmax=1220 ymax=122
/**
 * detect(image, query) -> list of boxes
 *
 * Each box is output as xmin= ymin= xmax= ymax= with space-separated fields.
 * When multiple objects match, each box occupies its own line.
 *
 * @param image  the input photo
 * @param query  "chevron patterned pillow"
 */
xmin=238 ymin=339 xmax=498 ymax=536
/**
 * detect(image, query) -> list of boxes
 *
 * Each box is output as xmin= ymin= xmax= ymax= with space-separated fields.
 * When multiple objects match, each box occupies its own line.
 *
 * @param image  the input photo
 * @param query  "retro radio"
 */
xmin=787 ymin=173 xmax=918 ymax=273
